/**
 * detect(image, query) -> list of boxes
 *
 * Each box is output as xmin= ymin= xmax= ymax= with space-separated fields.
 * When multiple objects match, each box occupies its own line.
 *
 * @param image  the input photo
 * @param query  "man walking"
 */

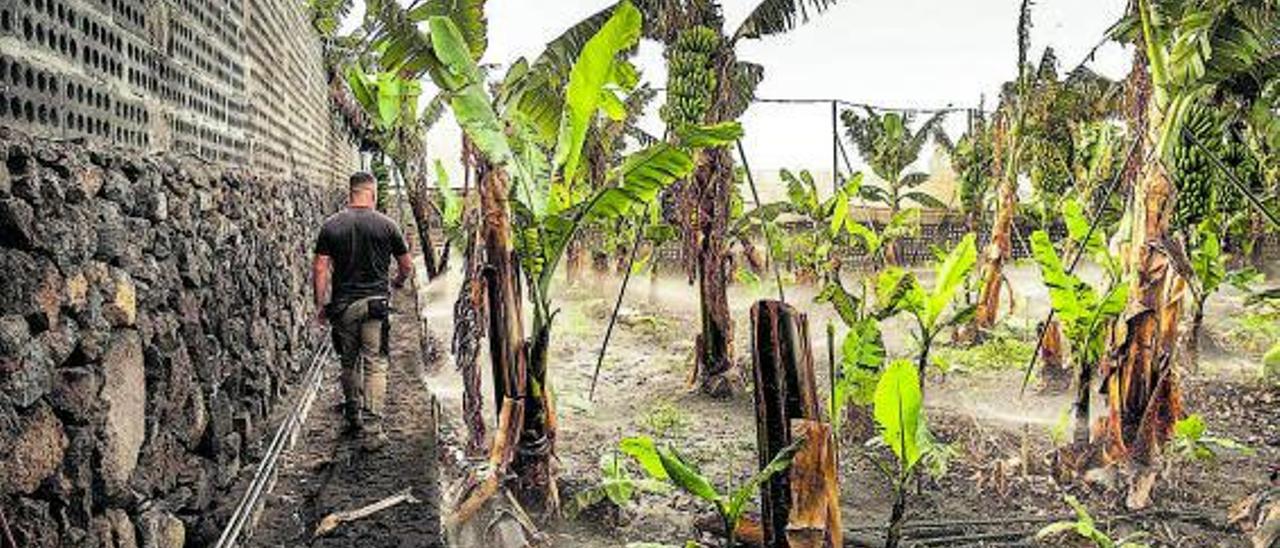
xmin=313 ymin=171 xmax=412 ymax=450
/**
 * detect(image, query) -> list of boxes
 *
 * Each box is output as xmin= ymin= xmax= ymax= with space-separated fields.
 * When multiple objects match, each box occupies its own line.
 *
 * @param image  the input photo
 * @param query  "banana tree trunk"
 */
xmin=403 ymin=163 xmax=441 ymax=279
xmin=975 ymin=173 xmax=1016 ymax=335
xmin=452 ymin=206 xmax=487 ymax=457
xmin=565 ymin=239 xmax=586 ymax=286
xmin=514 ymin=317 xmax=558 ymax=514
xmin=474 ymin=163 xmax=557 ymax=513
xmin=695 ymin=145 xmax=737 ymax=396
xmin=1039 ymin=319 xmax=1071 ymax=393
xmin=1183 ymin=297 xmax=1206 ymax=373
xmin=1101 ymin=52 xmax=1184 ymax=473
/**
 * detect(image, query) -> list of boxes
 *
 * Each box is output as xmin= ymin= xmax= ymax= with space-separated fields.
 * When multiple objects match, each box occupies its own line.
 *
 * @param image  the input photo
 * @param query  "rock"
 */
xmin=49 ymin=367 xmax=100 ymax=424
xmin=141 ymin=188 xmax=168 ymax=222
xmin=10 ymin=173 xmax=42 ymax=205
xmin=101 ymin=170 xmax=134 ymax=206
xmin=0 ymin=314 xmax=30 ymax=358
xmin=102 ymin=268 xmax=138 ymax=328
xmin=40 ymin=205 xmax=99 ymax=270
xmin=92 ymin=508 xmax=138 ymax=548
xmin=0 ymin=249 xmax=63 ymax=329
xmin=0 ymin=403 xmax=68 ymax=495
xmin=137 ymin=509 xmax=185 ymax=548
xmin=66 ymin=164 xmax=105 ymax=203
xmin=65 ymin=269 xmax=90 ymax=314
xmin=2 ymin=337 xmax=56 ymax=407
xmin=0 ymin=161 xmax=10 ymax=196
xmin=95 ymin=200 xmax=130 ymax=262
xmin=100 ymin=330 xmax=146 ymax=492
xmin=7 ymin=497 xmax=62 ymax=548
xmin=0 ymin=197 xmax=35 ymax=248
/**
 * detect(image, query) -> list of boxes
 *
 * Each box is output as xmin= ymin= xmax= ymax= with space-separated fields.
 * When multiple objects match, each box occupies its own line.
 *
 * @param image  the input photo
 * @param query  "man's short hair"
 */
xmin=349 ymin=171 xmax=376 ymax=192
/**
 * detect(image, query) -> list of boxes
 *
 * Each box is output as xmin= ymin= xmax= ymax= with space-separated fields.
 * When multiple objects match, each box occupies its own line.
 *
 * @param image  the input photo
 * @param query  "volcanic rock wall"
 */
xmin=0 ymin=129 xmax=336 ymax=546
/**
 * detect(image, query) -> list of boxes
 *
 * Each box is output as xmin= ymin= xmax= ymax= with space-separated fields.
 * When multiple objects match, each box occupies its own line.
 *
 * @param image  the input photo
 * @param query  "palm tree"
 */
xmin=841 ymin=108 xmax=949 ymax=264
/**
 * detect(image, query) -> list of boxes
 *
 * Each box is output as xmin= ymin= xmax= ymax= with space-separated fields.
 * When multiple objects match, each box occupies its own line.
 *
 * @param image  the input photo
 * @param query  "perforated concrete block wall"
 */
xmin=0 ymin=0 xmax=356 ymax=187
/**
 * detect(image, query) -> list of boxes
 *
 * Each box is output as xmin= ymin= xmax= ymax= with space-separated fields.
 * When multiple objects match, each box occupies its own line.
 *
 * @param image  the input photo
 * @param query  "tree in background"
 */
xmin=841 ymin=108 xmax=949 ymax=265
xmin=633 ymin=0 xmax=845 ymax=396
xmin=972 ymin=0 xmax=1034 ymax=338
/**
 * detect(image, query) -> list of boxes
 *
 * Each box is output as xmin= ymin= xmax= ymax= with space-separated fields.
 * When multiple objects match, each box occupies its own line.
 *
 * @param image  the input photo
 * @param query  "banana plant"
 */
xmin=1095 ymin=0 xmax=1279 ymax=462
xmin=423 ymin=3 xmax=737 ymax=508
xmin=570 ymin=449 xmax=672 ymax=517
xmin=621 ymin=435 xmax=802 ymax=547
xmin=875 ymin=234 xmax=979 ymax=389
xmin=814 ymin=275 xmax=885 ymax=437
xmin=1036 ymin=496 xmax=1151 ymax=548
xmin=869 ymin=359 xmax=932 ymax=548
xmin=841 ymin=108 xmax=948 ymax=264
xmin=1028 ymin=226 xmax=1128 ymax=444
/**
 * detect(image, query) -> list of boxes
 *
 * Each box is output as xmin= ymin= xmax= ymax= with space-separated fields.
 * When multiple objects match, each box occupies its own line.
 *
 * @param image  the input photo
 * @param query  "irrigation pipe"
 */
xmin=215 ymin=333 xmax=333 ymax=548
xmin=588 ymin=207 xmax=648 ymax=402
xmin=1017 ymin=137 xmax=1144 ymax=394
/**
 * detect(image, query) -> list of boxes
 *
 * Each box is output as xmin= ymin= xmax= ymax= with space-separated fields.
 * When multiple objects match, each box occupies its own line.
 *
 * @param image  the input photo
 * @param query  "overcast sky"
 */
xmin=351 ymin=0 xmax=1135 ymax=185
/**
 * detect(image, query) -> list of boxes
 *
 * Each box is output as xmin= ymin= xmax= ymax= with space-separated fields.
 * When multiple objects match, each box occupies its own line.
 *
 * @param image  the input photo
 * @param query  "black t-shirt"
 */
xmin=314 ymin=207 xmax=409 ymax=306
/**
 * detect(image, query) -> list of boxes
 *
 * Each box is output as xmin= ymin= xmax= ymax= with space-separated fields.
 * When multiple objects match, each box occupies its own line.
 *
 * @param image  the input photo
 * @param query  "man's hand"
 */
xmin=393 ymin=253 xmax=412 ymax=291
xmin=312 ymin=307 xmax=328 ymax=328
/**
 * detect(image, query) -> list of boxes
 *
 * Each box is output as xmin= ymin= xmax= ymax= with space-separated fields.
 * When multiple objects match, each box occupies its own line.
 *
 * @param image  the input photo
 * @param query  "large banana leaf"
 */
xmin=874 ymin=267 xmax=922 ymax=320
xmin=733 ymin=0 xmax=841 ymax=41
xmin=1061 ymin=198 xmax=1105 ymax=256
xmin=620 ymin=436 xmax=670 ymax=480
xmin=656 ymin=447 xmax=720 ymax=504
xmin=924 ymin=233 xmax=976 ymax=329
xmin=674 ymin=121 xmax=745 ymax=149
xmin=555 ymin=0 xmax=643 ymax=187
xmin=1030 ymin=230 xmax=1091 ymax=326
xmin=874 ymin=359 xmax=924 ymax=470
xmin=407 ymin=0 xmax=488 ymax=60
xmin=815 ymin=279 xmax=859 ymax=327
xmin=426 ymin=16 xmax=515 ymax=168
xmin=367 ymin=0 xmax=441 ymax=77
xmin=725 ymin=439 xmax=803 ymax=524
xmin=536 ymin=143 xmax=694 ymax=296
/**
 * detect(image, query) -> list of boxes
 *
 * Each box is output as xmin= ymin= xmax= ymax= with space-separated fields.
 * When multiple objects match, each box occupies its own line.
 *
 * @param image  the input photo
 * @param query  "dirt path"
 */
xmin=250 ymin=286 xmax=442 ymax=547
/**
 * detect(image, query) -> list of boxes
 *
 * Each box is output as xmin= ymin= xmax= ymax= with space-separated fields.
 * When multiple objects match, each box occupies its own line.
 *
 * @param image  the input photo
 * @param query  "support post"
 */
xmin=831 ymin=100 xmax=839 ymax=194
xmin=750 ymin=301 xmax=841 ymax=548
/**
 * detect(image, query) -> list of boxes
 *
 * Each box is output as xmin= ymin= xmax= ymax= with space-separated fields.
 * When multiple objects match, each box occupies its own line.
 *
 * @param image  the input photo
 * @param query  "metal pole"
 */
xmin=831 ymin=100 xmax=840 ymax=193
xmin=736 ymin=140 xmax=786 ymax=303
xmin=589 ymin=209 xmax=649 ymax=401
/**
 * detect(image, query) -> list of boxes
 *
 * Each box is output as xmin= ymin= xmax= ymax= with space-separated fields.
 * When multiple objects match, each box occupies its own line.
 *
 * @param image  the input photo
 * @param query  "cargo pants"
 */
xmin=330 ymin=296 xmax=390 ymax=427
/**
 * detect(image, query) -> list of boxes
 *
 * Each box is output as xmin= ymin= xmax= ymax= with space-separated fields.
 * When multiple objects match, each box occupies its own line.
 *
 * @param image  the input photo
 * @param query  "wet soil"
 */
xmin=419 ymin=265 xmax=1277 ymax=547
xmin=250 ymin=286 xmax=443 ymax=547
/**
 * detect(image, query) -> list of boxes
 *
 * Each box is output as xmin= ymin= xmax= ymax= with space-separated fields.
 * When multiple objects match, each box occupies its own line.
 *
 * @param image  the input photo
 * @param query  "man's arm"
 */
xmin=313 ymin=254 xmax=332 ymax=320
xmin=392 ymin=253 xmax=412 ymax=289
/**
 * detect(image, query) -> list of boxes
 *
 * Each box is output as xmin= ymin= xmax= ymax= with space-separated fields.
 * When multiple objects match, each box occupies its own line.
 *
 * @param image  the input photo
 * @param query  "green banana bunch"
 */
xmin=661 ymin=25 xmax=719 ymax=130
xmin=1170 ymin=104 xmax=1222 ymax=229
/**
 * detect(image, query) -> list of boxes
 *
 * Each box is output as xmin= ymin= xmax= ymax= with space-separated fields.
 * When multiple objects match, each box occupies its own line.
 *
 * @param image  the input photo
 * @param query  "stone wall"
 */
xmin=0 ymin=128 xmax=337 ymax=546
